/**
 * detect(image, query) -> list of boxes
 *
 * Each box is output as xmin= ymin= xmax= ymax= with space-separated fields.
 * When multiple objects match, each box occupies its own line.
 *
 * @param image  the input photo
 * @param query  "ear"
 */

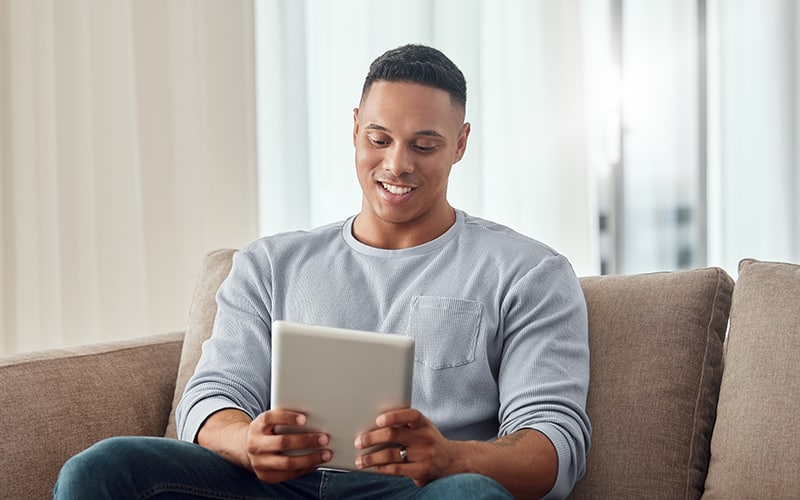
xmin=453 ymin=122 xmax=471 ymax=164
xmin=352 ymin=108 xmax=360 ymax=146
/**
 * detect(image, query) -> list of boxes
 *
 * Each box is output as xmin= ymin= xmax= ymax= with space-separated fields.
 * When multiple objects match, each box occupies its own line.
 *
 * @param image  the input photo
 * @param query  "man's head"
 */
xmin=360 ymin=44 xmax=467 ymax=115
xmin=352 ymin=45 xmax=471 ymax=249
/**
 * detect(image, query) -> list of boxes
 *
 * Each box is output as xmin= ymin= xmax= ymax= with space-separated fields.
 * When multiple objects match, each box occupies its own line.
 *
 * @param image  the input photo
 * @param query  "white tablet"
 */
xmin=269 ymin=320 xmax=415 ymax=472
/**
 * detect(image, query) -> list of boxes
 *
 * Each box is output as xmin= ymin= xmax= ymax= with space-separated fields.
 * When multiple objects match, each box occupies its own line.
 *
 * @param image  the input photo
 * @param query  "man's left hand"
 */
xmin=353 ymin=408 xmax=462 ymax=487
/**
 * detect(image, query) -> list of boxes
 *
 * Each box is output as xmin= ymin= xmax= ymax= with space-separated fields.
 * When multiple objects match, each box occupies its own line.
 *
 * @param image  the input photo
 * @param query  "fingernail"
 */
xmin=296 ymin=414 xmax=306 ymax=425
xmin=354 ymin=437 xmax=362 ymax=449
xmin=354 ymin=457 xmax=363 ymax=469
xmin=322 ymin=450 xmax=332 ymax=462
xmin=319 ymin=435 xmax=329 ymax=446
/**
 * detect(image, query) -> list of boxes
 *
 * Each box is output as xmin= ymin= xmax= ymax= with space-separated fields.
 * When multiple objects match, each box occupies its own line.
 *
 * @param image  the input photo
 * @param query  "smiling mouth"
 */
xmin=380 ymin=182 xmax=414 ymax=195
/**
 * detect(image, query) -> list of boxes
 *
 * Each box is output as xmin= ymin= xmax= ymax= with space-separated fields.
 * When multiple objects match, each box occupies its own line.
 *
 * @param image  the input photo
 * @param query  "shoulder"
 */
xmin=224 ymin=219 xmax=350 ymax=281
xmin=458 ymin=211 xmax=561 ymax=262
xmin=455 ymin=211 xmax=581 ymax=293
xmin=240 ymin=219 xmax=348 ymax=257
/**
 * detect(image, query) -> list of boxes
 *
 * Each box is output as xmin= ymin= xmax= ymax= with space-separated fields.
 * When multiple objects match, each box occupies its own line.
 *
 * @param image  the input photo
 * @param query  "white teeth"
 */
xmin=381 ymin=182 xmax=413 ymax=195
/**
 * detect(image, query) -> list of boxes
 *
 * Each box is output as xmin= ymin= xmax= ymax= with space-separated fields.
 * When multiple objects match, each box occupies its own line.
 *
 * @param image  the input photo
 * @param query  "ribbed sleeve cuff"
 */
xmin=532 ymin=423 xmax=578 ymax=500
xmin=178 ymin=396 xmax=247 ymax=443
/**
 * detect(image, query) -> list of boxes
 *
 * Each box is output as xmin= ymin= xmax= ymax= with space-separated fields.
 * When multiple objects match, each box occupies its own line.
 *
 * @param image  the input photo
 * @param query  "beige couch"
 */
xmin=2 ymin=250 xmax=799 ymax=500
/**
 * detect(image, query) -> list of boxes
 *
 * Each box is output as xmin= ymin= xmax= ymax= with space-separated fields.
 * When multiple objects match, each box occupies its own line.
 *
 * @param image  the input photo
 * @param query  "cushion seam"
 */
xmin=685 ymin=267 xmax=726 ymax=499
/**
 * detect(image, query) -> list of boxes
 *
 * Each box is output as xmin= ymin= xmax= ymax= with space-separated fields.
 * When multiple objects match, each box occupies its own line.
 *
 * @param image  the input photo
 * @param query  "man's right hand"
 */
xmin=246 ymin=409 xmax=332 ymax=483
xmin=197 ymin=408 xmax=332 ymax=484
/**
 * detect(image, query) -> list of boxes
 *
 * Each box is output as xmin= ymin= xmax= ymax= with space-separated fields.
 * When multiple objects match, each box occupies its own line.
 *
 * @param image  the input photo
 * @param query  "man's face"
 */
xmin=352 ymin=81 xmax=470 ymax=247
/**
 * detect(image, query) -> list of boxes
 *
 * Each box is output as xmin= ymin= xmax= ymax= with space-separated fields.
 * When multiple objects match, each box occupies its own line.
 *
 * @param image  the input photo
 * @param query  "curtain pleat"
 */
xmin=0 ymin=0 xmax=258 ymax=355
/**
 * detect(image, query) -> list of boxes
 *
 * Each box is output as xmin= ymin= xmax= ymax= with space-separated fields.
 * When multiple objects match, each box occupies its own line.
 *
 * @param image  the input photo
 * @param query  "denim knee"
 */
xmin=54 ymin=436 xmax=154 ymax=499
xmin=53 ymin=436 xmax=184 ymax=500
xmin=55 ymin=435 xmax=286 ymax=499
xmin=418 ymin=473 xmax=514 ymax=499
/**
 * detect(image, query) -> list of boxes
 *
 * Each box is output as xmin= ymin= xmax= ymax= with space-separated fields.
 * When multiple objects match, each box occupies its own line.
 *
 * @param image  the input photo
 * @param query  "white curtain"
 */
xmin=707 ymin=0 xmax=800 ymax=275
xmin=617 ymin=1 xmax=704 ymax=275
xmin=255 ymin=0 xmax=600 ymax=278
xmin=7 ymin=0 xmax=797 ymax=356
xmin=0 ymin=0 xmax=258 ymax=355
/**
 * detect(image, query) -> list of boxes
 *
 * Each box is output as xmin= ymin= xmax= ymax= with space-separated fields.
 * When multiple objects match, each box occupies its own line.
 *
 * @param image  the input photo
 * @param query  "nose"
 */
xmin=383 ymin=144 xmax=414 ymax=176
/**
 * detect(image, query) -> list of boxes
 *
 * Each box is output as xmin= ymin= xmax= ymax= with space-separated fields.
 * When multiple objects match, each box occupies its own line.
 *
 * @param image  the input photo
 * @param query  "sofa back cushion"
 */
xmin=570 ymin=268 xmax=733 ymax=499
xmin=702 ymin=259 xmax=800 ymax=498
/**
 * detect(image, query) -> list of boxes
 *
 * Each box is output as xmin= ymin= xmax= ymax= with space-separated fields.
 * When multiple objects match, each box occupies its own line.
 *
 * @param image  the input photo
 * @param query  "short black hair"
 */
xmin=361 ymin=44 xmax=467 ymax=110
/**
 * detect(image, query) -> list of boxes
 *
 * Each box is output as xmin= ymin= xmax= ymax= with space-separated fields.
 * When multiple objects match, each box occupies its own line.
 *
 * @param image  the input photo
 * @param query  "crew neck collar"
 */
xmin=342 ymin=210 xmax=464 ymax=257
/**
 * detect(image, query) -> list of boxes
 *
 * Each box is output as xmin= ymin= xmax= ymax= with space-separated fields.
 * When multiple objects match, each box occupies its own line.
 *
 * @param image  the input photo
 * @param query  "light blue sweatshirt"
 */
xmin=176 ymin=209 xmax=591 ymax=499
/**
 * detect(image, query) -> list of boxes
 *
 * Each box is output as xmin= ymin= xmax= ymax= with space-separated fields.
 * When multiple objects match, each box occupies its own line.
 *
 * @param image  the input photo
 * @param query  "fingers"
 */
xmin=354 ymin=427 xmax=408 ymax=453
xmin=250 ymin=410 xmax=329 ymax=454
xmin=353 ymin=410 xmax=417 ymax=472
xmin=354 ymin=444 xmax=410 ymax=470
xmin=250 ymin=450 xmax=329 ymax=484
xmin=246 ymin=410 xmax=332 ymax=482
xmin=354 ymin=408 xmax=427 ymax=451
xmin=252 ymin=408 xmax=307 ymax=433
xmin=354 ymin=409 xmax=446 ymax=483
xmin=251 ymin=444 xmax=332 ymax=473
xmin=249 ymin=429 xmax=330 ymax=455
xmin=375 ymin=408 xmax=424 ymax=428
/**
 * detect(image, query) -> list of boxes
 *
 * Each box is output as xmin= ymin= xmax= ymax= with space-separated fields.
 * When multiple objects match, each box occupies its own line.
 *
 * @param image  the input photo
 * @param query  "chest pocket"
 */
xmin=405 ymin=296 xmax=482 ymax=370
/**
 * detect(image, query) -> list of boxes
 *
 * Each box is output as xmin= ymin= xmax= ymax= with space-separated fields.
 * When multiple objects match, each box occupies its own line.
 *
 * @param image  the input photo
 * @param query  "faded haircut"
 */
xmin=360 ymin=44 xmax=467 ymax=110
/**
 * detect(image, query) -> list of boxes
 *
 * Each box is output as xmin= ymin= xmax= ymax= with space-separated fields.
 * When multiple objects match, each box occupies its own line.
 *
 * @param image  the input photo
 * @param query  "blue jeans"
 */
xmin=54 ymin=437 xmax=514 ymax=499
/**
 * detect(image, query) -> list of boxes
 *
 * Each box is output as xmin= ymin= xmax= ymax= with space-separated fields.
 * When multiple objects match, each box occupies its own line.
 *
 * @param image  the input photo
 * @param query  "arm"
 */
xmin=475 ymin=429 xmax=558 ymax=497
xmin=355 ymin=409 xmax=556 ymax=498
xmin=176 ymin=248 xmax=274 ymax=443
xmin=357 ymin=254 xmax=590 ymax=498
xmin=197 ymin=408 xmax=332 ymax=484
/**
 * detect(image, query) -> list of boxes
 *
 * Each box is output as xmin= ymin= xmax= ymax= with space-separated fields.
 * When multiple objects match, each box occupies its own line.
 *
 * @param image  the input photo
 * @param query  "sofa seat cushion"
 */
xmin=703 ymin=259 xmax=800 ymax=498
xmin=570 ymin=267 xmax=733 ymax=500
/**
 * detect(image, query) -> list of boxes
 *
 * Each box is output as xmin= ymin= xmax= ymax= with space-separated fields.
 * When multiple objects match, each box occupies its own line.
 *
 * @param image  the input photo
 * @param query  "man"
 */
xmin=56 ymin=44 xmax=590 ymax=499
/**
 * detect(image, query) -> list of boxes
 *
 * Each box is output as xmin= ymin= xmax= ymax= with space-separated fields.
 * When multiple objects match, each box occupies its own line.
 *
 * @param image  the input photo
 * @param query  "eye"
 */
xmin=367 ymin=134 xmax=390 ymax=147
xmin=413 ymin=143 xmax=438 ymax=153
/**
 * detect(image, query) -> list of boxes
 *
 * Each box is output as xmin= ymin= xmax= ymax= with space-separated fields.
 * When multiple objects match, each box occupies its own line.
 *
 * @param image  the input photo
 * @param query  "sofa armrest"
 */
xmin=0 ymin=332 xmax=184 ymax=500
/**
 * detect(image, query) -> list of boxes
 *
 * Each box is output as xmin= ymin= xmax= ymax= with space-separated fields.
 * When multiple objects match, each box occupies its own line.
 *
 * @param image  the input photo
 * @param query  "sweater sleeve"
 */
xmin=498 ymin=254 xmax=591 ymax=499
xmin=175 ymin=247 xmax=274 ymax=442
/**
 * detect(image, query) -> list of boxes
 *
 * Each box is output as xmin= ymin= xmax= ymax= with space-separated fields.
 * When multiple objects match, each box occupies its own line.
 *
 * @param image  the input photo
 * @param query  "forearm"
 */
xmin=453 ymin=429 xmax=557 ymax=499
xmin=196 ymin=408 xmax=254 ymax=471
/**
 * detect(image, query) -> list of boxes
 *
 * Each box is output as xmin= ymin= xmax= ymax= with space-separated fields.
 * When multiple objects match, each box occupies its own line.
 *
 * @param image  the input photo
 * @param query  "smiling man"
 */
xmin=55 ymin=44 xmax=591 ymax=500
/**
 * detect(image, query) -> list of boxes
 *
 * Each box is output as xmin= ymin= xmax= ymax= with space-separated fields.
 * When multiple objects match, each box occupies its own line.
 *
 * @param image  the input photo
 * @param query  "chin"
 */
xmin=372 ymin=207 xmax=420 ymax=226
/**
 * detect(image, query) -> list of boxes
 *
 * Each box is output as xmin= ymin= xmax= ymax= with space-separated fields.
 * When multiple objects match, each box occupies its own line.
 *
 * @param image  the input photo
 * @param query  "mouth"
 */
xmin=380 ymin=182 xmax=415 ymax=195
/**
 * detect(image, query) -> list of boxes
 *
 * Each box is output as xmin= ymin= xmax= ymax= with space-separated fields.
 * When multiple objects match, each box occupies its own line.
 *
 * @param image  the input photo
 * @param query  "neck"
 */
xmin=352 ymin=206 xmax=456 ymax=250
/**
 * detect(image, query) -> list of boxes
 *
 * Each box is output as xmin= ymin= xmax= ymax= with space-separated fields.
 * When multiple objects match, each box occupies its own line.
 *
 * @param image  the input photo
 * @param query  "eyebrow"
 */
xmin=364 ymin=123 xmax=445 ymax=138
